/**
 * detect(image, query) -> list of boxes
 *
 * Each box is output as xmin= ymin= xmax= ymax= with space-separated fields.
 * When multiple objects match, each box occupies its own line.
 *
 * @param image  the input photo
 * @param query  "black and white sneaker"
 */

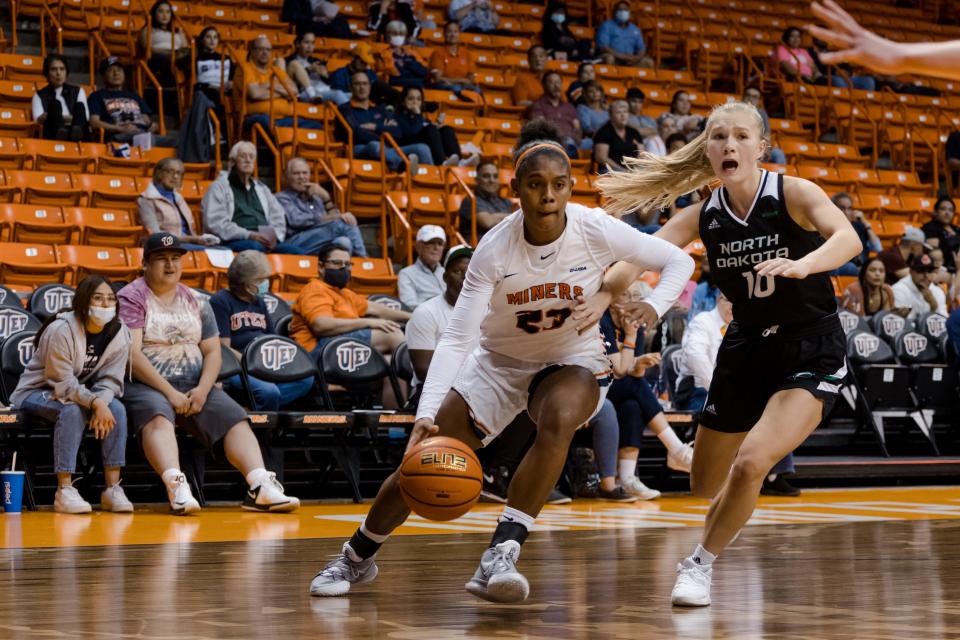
xmin=479 ymin=466 xmax=510 ymax=503
xmin=465 ymin=540 xmax=529 ymax=603
xmin=242 ymin=472 xmax=300 ymax=512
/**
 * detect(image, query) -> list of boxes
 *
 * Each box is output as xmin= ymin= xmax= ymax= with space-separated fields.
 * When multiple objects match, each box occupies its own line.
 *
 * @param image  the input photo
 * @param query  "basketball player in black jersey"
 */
xmin=588 ymin=101 xmax=862 ymax=606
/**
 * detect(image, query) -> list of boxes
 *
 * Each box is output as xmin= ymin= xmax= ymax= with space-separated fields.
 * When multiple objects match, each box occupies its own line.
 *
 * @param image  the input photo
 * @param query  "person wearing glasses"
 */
xmin=237 ymin=35 xmax=323 ymax=131
xmin=138 ymin=158 xmax=220 ymax=251
xmin=290 ymin=243 xmax=411 ymax=360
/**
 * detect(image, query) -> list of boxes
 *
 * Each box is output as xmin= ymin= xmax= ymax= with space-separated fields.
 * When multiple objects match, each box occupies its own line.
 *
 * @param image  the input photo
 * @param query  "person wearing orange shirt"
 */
xmin=290 ymin=244 xmax=411 ymax=359
xmin=238 ymin=35 xmax=323 ymax=131
xmin=510 ymin=45 xmax=547 ymax=107
xmin=428 ymin=22 xmax=481 ymax=93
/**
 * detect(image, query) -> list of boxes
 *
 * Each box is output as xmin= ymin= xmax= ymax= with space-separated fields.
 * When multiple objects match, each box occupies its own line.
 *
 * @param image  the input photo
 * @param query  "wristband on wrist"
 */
xmin=621 ymin=341 xmax=636 ymax=349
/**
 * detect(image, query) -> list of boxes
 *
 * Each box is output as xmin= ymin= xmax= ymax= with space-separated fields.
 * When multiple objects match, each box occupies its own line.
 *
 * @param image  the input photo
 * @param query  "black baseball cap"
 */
xmin=908 ymin=253 xmax=936 ymax=273
xmin=99 ymin=56 xmax=123 ymax=75
xmin=143 ymin=232 xmax=188 ymax=260
xmin=443 ymin=243 xmax=473 ymax=268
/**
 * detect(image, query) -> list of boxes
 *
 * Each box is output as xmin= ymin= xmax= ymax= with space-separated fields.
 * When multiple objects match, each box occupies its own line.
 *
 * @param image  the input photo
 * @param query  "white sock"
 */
xmin=245 ymin=468 xmax=270 ymax=488
xmin=499 ymin=506 xmax=535 ymax=531
xmin=360 ymin=522 xmax=389 ymax=543
xmin=767 ymin=473 xmax=777 ymax=482
xmin=657 ymin=427 xmax=684 ymax=454
xmin=691 ymin=544 xmax=717 ymax=567
xmin=618 ymin=458 xmax=637 ymax=482
xmin=162 ymin=468 xmax=183 ymax=487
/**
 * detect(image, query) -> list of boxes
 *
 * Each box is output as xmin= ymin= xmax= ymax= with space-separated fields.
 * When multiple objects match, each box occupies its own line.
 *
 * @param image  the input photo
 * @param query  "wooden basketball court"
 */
xmin=1 ymin=486 xmax=958 ymax=639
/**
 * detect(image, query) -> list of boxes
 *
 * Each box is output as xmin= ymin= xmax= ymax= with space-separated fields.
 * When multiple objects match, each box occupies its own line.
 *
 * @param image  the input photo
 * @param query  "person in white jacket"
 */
xmin=675 ymin=293 xmax=732 ymax=411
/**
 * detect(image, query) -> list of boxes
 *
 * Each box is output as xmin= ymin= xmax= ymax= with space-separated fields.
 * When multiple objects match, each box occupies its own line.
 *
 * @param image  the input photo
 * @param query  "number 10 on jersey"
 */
xmin=742 ymin=271 xmax=776 ymax=299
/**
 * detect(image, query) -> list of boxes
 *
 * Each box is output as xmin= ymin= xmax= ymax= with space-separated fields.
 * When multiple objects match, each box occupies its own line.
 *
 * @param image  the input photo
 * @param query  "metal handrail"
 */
xmin=39 ymin=0 xmax=64 ymax=57
xmin=316 ymin=157 xmax=346 ymax=211
xmin=250 ymin=120 xmax=281 ymax=192
xmin=136 ymin=59 xmax=165 ymax=135
xmin=380 ymin=131 xmax=408 ymax=257
xmin=448 ymin=168 xmax=477 ymax=247
xmin=207 ymin=107 xmax=222 ymax=173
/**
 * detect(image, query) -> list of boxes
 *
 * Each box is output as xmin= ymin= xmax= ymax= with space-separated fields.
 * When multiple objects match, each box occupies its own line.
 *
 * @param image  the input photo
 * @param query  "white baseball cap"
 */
xmin=416 ymin=225 xmax=446 ymax=243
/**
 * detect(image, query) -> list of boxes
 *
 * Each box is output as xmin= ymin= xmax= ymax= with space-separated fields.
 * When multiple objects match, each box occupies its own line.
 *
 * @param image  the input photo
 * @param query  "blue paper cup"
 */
xmin=2 ymin=471 xmax=25 ymax=513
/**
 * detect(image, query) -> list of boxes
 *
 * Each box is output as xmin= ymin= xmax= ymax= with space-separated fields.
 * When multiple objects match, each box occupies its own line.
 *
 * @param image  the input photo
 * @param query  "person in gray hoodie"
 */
xmin=11 ymin=275 xmax=133 ymax=514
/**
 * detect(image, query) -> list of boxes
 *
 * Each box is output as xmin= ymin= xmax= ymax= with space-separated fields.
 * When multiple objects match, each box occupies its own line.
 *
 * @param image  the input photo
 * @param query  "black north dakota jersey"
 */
xmin=699 ymin=169 xmax=837 ymax=328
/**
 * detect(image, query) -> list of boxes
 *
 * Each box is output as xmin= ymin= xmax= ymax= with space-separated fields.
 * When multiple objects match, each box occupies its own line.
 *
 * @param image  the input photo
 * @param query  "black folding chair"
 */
xmin=870 ymin=310 xmax=912 ymax=346
xmin=28 ymin=284 xmax=75 ymax=322
xmin=895 ymin=330 xmax=956 ymax=446
xmin=275 ymin=313 xmax=293 ymax=338
xmin=0 ymin=331 xmax=36 ymax=509
xmin=0 ymin=307 xmax=41 ymax=344
xmin=262 ymin=293 xmax=292 ymax=329
xmin=368 ymin=293 xmax=412 ymax=313
xmin=0 ymin=285 xmax=21 ymax=309
xmin=916 ymin=311 xmax=948 ymax=343
xmin=838 ymin=309 xmax=869 ymax=335
xmin=391 ymin=341 xmax=416 ymax=409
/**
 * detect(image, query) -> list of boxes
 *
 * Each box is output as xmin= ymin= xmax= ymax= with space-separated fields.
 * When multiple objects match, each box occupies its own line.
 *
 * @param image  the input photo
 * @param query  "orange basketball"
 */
xmin=398 ymin=436 xmax=482 ymax=521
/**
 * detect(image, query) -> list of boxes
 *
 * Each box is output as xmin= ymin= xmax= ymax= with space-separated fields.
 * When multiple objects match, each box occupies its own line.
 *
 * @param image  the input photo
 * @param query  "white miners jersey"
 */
xmin=416 ymin=202 xmax=695 ymax=422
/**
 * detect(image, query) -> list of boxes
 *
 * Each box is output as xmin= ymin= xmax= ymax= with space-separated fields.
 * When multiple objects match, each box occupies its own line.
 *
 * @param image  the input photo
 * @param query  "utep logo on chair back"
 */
xmin=902 ymin=332 xmax=928 ymax=358
xmin=260 ymin=338 xmax=298 ymax=371
xmin=853 ymin=333 xmax=881 ymax=358
xmin=838 ymin=310 xmax=865 ymax=335
xmin=263 ymin=296 xmax=279 ymax=315
xmin=42 ymin=287 xmax=74 ymax=316
xmin=17 ymin=336 xmax=34 ymax=367
xmin=0 ymin=308 xmax=33 ymax=340
xmin=336 ymin=341 xmax=372 ymax=373
xmin=880 ymin=314 xmax=905 ymax=338
xmin=923 ymin=314 xmax=947 ymax=338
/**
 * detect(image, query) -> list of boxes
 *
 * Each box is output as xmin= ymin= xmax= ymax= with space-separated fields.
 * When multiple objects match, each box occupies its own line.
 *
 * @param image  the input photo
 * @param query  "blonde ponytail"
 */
xmin=595 ymin=101 xmax=765 ymax=216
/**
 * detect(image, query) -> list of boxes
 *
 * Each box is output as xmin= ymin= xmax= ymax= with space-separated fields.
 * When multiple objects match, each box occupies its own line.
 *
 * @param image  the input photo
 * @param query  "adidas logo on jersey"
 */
xmin=705 ymin=404 xmax=717 ymax=414
xmin=708 ymin=219 xmax=721 ymax=230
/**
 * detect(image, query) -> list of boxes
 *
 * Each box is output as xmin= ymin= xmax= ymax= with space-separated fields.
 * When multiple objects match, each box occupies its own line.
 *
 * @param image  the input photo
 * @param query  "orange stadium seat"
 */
xmin=6 ymin=170 xmax=81 ymax=205
xmin=349 ymin=257 xmax=398 ymax=296
xmin=20 ymin=140 xmax=94 ymax=173
xmin=2 ymin=204 xmax=74 ymax=245
xmin=66 ymin=208 xmax=145 ymax=248
xmin=75 ymin=174 xmax=140 ymax=209
xmin=56 ymin=244 xmax=140 ymax=284
xmin=268 ymin=254 xmax=318 ymax=293
xmin=0 ymin=241 xmax=69 ymax=286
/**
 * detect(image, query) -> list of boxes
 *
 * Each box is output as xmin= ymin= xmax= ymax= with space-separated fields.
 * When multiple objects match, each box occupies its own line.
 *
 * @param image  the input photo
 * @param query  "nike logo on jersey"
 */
xmin=708 ymin=219 xmax=721 ymax=230
xmin=541 ymin=251 xmax=556 ymax=260
xmin=504 ymin=273 xmax=518 ymax=279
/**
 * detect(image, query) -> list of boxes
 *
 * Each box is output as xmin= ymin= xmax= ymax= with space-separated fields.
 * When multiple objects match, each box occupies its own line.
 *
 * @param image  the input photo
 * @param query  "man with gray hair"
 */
xmin=201 ymin=141 xmax=305 ymax=254
xmin=138 ymin=158 xmax=220 ymax=250
xmin=239 ymin=35 xmax=323 ymax=131
xmin=275 ymin=157 xmax=367 ymax=256
xmin=378 ymin=20 xmax=428 ymax=89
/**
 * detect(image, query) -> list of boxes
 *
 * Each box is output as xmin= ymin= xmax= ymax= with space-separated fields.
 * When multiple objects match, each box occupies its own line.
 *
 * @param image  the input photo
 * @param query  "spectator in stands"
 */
xmin=566 ymin=61 xmax=595 ymax=104
xmin=511 ymin=45 xmax=547 ymax=107
xmin=576 ymin=81 xmax=609 ymax=145
xmin=448 ymin=0 xmax=501 ymax=34
xmin=948 ymin=132 xmax=960 ymax=174
xmin=11 ymin=275 xmax=132 ymax=514
xmin=528 ymin=71 xmax=583 ymax=157
xmin=643 ymin=113 xmax=678 ymax=156
xmin=140 ymin=0 xmax=189 ymax=87
xmin=138 ymin=158 xmax=219 ymax=251
xmin=593 ymin=99 xmax=643 ymax=173
xmin=276 ymin=157 xmax=367 ymax=256
xmin=285 ymin=32 xmax=351 ymax=105
xmin=833 ymin=192 xmax=881 ymax=268
xmin=928 ymin=248 xmax=959 ymax=299
xmin=878 ymin=226 xmax=928 ymax=284
xmin=369 ymin=0 xmax=421 ymax=41
xmin=596 ymin=1 xmax=653 ymax=68
xmin=282 ymin=0 xmax=353 ymax=39
xmin=893 ymin=253 xmax=947 ymax=320
xmin=675 ymin=292 xmax=732 ymax=412
xmin=457 ymin=161 xmax=513 ymax=242
xmin=777 ymin=26 xmax=837 ymax=86
xmin=119 ymin=232 xmax=300 ymax=514
xmin=405 ymin=244 xmax=472 ymax=396
xmin=376 ymin=21 xmax=429 ymax=89
xmin=89 ymin=57 xmax=177 ymax=147
xmin=661 ymin=90 xmax=704 ymax=142
xmin=290 ymin=243 xmax=411 ymax=357
xmin=428 ymin=22 xmax=481 ymax=93
xmin=841 ymin=257 xmax=895 ymax=316
xmin=741 ymin=86 xmax=788 ymax=165
xmin=398 ymin=225 xmax=447 ymax=309
xmin=395 ymin=86 xmax=474 ymax=167
xmin=541 ymin=0 xmax=593 ymax=61
xmin=211 ymin=251 xmax=314 ymax=410
xmin=194 ymin=27 xmax=234 ymax=119
xmin=921 ymin=197 xmax=959 ymax=271
xmin=328 ymin=44 xmax=397 ymax=106
xmin=666 ymin=132 xmax=687 ymax=155
xmin=689 ymin=254 xmax=719 ymax=319
xmin=337 ymin=71 xmax=433 ymax=172
xmin=202 ymin=141 xmax=304 ymax=254
xmin=625 ymin=87 xmax=657 ymax=139
xmin=808 ymin=38 xmax=876 ymax=91
xmin=33 ymin=53 xmax=88 ymax=142
xmin=238 ymin=35 xmax=323 ymax=131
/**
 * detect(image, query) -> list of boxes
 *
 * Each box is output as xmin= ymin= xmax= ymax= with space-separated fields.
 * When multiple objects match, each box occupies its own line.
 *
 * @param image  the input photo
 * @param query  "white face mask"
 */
xmin=615 ymin=9 xmax=630 ymax=23
xmin=551 ymin=13 xmax=565 ymax=24
xmin=389 ymin=35 xmax=406 ymax=47
xmin=88 ymin=306 xmax=116 ymax=326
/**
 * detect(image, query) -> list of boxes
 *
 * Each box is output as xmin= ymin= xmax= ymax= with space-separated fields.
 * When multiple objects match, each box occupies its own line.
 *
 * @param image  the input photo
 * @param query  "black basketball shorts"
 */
xmin=699 ymin=320 xmax=848 ymax=434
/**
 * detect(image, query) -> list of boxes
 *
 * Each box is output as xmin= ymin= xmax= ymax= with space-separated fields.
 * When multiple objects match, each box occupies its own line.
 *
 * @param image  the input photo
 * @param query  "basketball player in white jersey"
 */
xmin=309 ymin=121 xmax=694 ymax=603
xmin=590 ymin=101 xmax=861 ymax=607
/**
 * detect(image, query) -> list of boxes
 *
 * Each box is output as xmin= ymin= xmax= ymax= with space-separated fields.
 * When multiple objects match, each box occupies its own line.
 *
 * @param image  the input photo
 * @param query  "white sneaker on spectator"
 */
xmin=166 ymin=474 xmax=200 ymax=515
xmin=671 ymin=557 xmax=712 ymax=606
xmin=620 ymin=476 xmax=661 ymax=500
xmin=243 ymin=472 xmax=300 ymax=512
xmin=101 ymin=482 xmax=133 ymax=513
xmin=55 ymin=485 xmax=92 ymax=514
xmin=667 ymin=443 xmax=694 ymax=473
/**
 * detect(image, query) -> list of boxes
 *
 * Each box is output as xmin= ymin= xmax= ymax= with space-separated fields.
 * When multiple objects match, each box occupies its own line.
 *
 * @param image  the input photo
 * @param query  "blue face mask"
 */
xmin=552 ymin=13 xmax=565 ymax=24
xmin=257 ymin=280 xmax=270 ymax=295
xmin=615 ymin=10 xmax=630 ymax=23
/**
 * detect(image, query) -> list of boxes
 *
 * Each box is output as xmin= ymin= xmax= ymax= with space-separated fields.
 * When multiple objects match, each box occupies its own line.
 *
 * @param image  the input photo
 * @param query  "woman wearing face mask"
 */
xmin=541 ymin=0 xmax=594 ymax=61
xmin=10 ymin=276 xmax=133 ymax=514
xmin=210 ymin=251 xmax=315 ymax=411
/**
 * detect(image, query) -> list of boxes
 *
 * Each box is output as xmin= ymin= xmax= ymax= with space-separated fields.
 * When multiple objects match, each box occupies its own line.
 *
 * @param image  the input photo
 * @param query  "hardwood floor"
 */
xmin=1 ymin=488 xmax=959 ymax=639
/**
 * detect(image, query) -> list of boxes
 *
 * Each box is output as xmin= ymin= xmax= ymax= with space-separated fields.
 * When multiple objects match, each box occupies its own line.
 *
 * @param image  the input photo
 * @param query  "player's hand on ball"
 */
xmin=617 ymin=300 xmax=659 ymax=330
xmin=572 ymin=290 xmax=611 ymax=334
xmin=405 ymin=418 xmax=440 ymax=455
xmin=755 ymin=258 xmax=810 ymax=279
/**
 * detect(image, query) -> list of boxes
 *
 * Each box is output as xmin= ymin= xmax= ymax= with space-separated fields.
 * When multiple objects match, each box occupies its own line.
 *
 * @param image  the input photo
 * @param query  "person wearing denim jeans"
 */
xmin=211 ymin=251 xmax=315 ymax=412
xmin=10 ymin=275 xmax=133 ymax=514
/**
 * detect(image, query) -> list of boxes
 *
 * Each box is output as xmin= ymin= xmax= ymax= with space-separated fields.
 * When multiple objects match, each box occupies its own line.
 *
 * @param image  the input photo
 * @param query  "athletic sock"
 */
xmin=767 ymin=473 xmax=777 ymax=482
xmin=245 ymin=468 xmax=269 ymax=488
xmin=691 ymin=544 xmax=717 ymax=568
xmin=657 ymin=427 xmax=684 ymax=454
xmin=490 ymin=506 xmax=535 ymax=547
xmin=617 ymin=458 xmax=637 ymax=483
xmin=348 ymin=523 xmax=388 ymax=560
xmin=161 ymin=468 xmax=184 ymax=487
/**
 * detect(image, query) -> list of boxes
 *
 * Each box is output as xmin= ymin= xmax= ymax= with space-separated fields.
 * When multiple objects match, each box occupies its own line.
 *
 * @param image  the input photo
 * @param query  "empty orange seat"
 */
xmin=56 ymin=244 xmax=140 ymax=284
xmin=64 ymin=207 xmax=145 ymax=248
xmin=268 ymin=254 xmax=318 ymax=293
xmin=2 ymin=204 xmax=74 ymax=244
xmin=5 ymin=170 xmax=80 ymax=205
xmin=0 ymin=241 xmax=68 ymax=285
xmin=76 ymin=174 xmax=141 ymax=208
xmin=350 ymin=257 xmax=398 ymax=296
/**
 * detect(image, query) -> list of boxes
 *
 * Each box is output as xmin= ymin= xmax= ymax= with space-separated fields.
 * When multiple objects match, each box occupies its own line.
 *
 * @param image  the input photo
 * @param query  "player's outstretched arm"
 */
xmin=809 ymin=0 xmax=960 ymax=80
